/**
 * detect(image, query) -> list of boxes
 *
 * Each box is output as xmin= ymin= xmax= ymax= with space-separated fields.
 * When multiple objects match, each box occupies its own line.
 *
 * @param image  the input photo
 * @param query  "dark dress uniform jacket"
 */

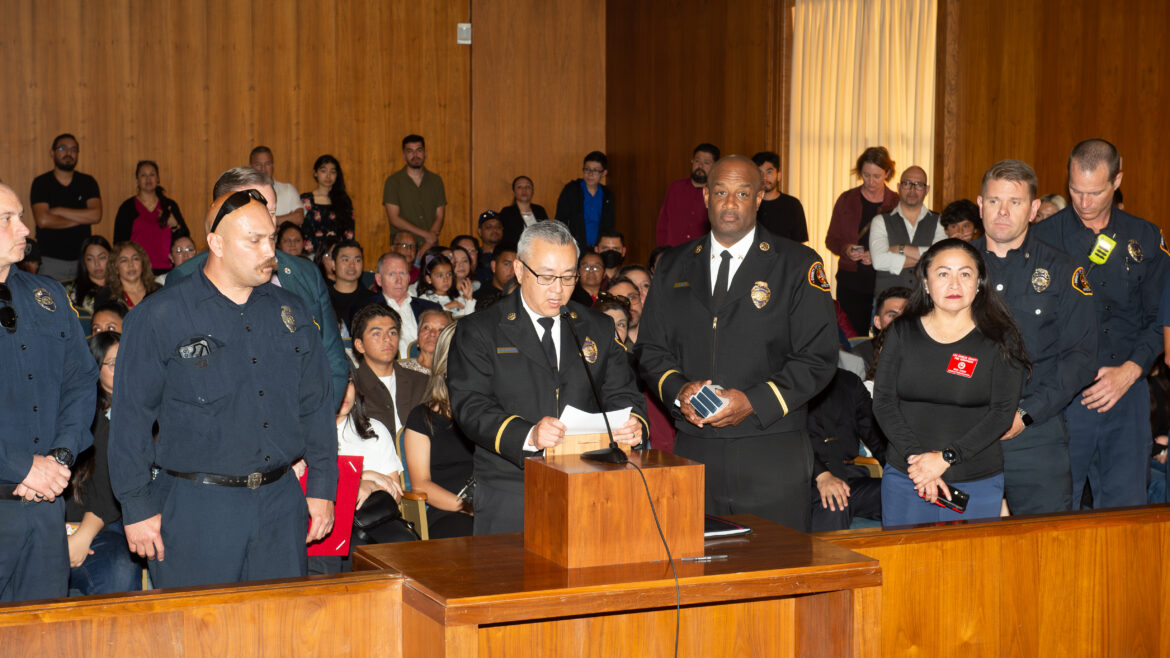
xmin=636 ymin=227 xmax=839 ymax=438
xmin=109 ymin=267 xmax=337 ymax=526
xmin=448 ymin=291 xmax=648 ymax=533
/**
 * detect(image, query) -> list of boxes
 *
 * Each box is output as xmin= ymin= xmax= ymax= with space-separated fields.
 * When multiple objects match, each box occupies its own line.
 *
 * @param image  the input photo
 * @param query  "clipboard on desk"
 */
xmin=299 ymin=455 xmax=363 ymax=557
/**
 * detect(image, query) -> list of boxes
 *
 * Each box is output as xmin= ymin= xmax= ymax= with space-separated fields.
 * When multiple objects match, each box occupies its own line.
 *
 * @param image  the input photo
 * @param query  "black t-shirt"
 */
xmin=328 ymin=285 xmax=377 ymax=331
xmin=872 ymin=318 xmax=1024 ymax=483
xmin=29 ymin=171 xmax=101 ymax=260
xmin=404 ymin=405 xmax=475 ymax=495
xmin=756 ymin=193 xmax=808 ymax=243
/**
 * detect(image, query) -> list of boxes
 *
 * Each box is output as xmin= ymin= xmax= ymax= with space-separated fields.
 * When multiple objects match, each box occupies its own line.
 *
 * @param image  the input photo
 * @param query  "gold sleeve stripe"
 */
xmin=767 ymin=381 xmax=789 ymax=417
xmin=631 ymin=412 xmax=650 ymax=433
xmin=495 ymin=415 xmax=521 ymax=454
xmin=657 ymin=369 xmax=681 ymax=401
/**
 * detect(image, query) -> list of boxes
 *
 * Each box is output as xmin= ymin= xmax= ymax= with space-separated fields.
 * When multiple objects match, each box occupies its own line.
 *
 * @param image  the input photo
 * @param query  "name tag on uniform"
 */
xmin=946 ymin=353 xmax=978 ymax=378
xmin=673 ymin=281 xmax=690 ymax=288
xmin=496 ymin=347 xmax=519 ymax=354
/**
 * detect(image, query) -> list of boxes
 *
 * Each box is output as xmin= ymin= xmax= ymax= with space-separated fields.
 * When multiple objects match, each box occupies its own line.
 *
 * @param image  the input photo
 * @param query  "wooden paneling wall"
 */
xmin=469 ymin=0 xmax=606 ymax=232
xmin=823 ymin=507 xmax=1170 ymax=657
xmin=935 ymin=0 xmax=1169 ymax=232
xmin=605 ymin=0 xmax=789 ymax=264
xmin=0 ymin=0 xmax=471 ymax=255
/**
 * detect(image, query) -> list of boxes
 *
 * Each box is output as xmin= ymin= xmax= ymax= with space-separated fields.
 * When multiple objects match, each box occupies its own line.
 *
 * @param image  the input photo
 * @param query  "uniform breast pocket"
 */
xmin=1017 ymin=290 xmax=1059 ymax=351
xmin=166 ymin=338 xmax=230 ymax=414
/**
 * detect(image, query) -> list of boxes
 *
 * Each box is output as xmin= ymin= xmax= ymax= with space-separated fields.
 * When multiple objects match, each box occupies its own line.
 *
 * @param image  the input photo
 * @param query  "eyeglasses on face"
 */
xmin=520 ymin=260 xmax=579 ymax=286
xmin=899 ymin=181 xmax=927 ymax=190
xmin=210 ymin=189 xmax=269 ymax=233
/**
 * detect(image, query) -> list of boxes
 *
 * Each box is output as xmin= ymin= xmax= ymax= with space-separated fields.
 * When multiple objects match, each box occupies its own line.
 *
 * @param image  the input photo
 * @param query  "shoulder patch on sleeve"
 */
xmin=1161 ymin=231 xmax=1170 ymax=257
xmin=808 ymin=261 xmax=831 ymax=292
xmin=1071 ymin=267 xmax=1093 ymax=296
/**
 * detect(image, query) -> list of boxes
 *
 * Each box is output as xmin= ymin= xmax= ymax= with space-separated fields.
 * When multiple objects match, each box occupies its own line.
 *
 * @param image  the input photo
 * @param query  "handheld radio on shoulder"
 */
xmin=1089 ymin=233 xmax=1116 ymax=265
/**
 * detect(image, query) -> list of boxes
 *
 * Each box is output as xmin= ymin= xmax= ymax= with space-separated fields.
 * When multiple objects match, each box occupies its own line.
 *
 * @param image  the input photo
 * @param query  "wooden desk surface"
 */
xmin=355 ymin=515 xmax=880 ymax=626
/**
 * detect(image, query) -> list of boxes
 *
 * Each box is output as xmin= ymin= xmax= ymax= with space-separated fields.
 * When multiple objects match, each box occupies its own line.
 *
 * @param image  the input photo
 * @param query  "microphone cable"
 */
xmin=626 ymin=457 xmax=681 ymax=658
xmin=560 ymin=309 xmax=680 ymax=657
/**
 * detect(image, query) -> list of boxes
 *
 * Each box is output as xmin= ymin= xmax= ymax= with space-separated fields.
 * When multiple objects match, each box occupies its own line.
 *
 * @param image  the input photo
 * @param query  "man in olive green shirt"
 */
xmin=383 ymin=134 xmax=446 ymax=256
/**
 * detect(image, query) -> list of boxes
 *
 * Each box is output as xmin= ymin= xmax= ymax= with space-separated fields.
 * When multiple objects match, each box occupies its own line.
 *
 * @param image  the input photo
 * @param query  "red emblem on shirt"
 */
xmin=946 ymin=353 xmax=978 ymax=378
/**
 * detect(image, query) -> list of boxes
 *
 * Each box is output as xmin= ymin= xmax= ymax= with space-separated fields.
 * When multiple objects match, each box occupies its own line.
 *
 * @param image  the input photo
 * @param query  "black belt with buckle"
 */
xmin=163 ymin=465 xmax=288 ymax=490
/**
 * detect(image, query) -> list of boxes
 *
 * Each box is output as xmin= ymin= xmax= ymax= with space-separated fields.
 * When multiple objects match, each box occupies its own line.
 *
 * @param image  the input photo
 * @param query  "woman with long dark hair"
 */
xmin=66 ymin=332 xmax=142 ymax=595
xmin=402 ymin=322 xmax=476 ymax=538
xmin=299 ymin=155 xmax=355 ymax=257
xmin=113 ymin=160 xmax=188 ymax=274
xmin=873 ymin=238 xmax=1029 ymax=525
xmin=101 ymin=241 xmax=159 ymax=308
xmin=66 ymin=235 xmax=111 ymax=317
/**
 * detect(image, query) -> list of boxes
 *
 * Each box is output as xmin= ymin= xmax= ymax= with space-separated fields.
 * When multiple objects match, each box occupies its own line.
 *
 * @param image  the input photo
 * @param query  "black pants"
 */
xmin=809 ymin=465 xmax=882 ymax=532
xmin=674 ymin=430 xmax=813 ymax=532
xmin=149 ymin=471 xmax=308 ymax=589
xmin=0 ymin=498 xmax=67 ymax=602
xmin=429 ymin=509 xmax=475 ymax=538
xmin=473 ymin=482 xmax=524 ymax=535
xmin=1002 ymin=415 xmax=1073 ymax=515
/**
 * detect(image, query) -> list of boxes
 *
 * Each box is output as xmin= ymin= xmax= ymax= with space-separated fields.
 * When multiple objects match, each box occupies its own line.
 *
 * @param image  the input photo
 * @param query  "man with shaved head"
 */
xmin=167 ymin=166 xmax=348 ymax=410
xmin=868 ymin=165 xmax=944 ymax=297
xmin=109 ymin=189 xmax=337 ymax=588
xmin=637 ymin=155 xmax=838 ymax=531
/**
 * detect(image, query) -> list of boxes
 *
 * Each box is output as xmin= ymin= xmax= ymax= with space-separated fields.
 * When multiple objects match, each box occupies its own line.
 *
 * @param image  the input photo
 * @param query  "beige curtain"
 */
xmin=788 ymin=0 xmax=937 ymax=287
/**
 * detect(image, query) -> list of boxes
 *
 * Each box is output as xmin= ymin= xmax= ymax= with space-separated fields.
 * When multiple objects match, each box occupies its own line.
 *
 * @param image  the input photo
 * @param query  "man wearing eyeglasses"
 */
xmin=29 ymin=133 xmax=103 ymax=282
xmin=868 ymin=166 xmax=944 ymax=297
xmin=109 ymin=190 xmax=337 ymax=589
xmin=448 ymin=220 xmax=648 ymax=534
xmin=0 ymin=183 xmax=99 ymax=602
xmin=555 ymin=152 xmax=615 ymax=252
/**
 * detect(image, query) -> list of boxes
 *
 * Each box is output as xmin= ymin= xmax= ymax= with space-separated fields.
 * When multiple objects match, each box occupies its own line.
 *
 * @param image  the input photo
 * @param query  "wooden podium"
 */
xmin=524 ymin=449 xmax=705 ymax=567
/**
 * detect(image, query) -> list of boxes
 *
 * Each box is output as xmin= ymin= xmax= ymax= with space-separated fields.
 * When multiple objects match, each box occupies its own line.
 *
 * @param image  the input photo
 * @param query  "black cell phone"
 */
xmin=688 ymin=385 xmax=728 ymax=418
xmin=930 ymin=484 xmax=970 ymax=513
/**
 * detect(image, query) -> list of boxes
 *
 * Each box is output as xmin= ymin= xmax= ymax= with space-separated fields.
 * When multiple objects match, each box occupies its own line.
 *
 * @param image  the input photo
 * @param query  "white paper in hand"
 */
xmin=559 ymin=405 xmax=631 ymax=436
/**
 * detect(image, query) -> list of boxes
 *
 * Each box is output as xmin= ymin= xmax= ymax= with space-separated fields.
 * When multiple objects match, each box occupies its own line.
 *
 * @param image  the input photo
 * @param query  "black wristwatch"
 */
xmin=48 ymin=447 xmax=74 ymax=467
xmin=1017 ymin=408 xmax=1034 ymax=427
xmin=941 ymin=447 xmax=960 ymax=465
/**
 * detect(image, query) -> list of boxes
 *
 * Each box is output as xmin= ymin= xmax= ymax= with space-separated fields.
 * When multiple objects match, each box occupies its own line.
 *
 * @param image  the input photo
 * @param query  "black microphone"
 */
xmin=561 ymin=309 xmax=628 ymax=464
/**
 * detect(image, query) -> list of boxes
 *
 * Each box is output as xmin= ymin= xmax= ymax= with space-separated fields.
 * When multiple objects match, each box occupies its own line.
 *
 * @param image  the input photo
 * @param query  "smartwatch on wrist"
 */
xmin=941 ymin=447 xmax=959 ymax=465
xmin=1017 ymin=408 xmax=1034 ymax=427
xmin=48 ymin=448 xmax=74 ymax=467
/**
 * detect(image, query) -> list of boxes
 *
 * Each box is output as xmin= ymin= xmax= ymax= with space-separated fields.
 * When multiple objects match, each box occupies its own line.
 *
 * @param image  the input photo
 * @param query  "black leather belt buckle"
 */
xmin=246 ymin=472 xmax=262 ymax=490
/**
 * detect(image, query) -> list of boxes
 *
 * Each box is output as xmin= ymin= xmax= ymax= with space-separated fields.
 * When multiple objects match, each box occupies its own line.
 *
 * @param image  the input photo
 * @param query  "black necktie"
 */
xmin=538 ymin=316 xmax=557 ymax=370
xmin=711 ymin=250 xmax=731 ymax=309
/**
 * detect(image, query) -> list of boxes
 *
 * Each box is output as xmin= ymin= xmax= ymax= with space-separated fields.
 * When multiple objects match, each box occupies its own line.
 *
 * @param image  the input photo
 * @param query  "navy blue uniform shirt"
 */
xmin=0 ymin=269 xmax=97 ymax=484
xmin=973 ymin=231 xmax=1098 ymax=424
xmin=109 ymin=265 xmax=337 ymax=525
xmin=1032 ymin=207 xmax=1169 ymax=372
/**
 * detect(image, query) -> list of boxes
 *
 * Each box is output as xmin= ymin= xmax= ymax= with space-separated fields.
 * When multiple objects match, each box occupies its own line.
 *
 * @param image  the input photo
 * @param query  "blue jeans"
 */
xmin=69 ymin=522 xmax=143 ymax=596
xmin=1149 ymin=457 xmax=1167 ymax=504
xmin=881 ymin=465 xmax=1004 ymax=527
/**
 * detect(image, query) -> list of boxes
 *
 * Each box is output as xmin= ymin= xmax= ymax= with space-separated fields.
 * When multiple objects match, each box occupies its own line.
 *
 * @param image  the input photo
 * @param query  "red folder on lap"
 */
xmin=299 ymin=455 xmax=363 ymax=557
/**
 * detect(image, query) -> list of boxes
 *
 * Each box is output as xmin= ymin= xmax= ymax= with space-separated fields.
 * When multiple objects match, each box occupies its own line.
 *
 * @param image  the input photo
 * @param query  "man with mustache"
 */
xmin=109 ymin=190 xmax=337 ymax=588
xmin=656 ymin=143 xmax=720 ymax=247
xmin=167 ymin=167 xmax=348 ymax=411
xmin=638 ymin=155 xmax=838 ymax=532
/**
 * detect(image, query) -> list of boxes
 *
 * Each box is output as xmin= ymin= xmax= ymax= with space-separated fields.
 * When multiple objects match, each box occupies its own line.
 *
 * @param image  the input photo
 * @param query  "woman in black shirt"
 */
xmin=403 ymin=322 xmax=476 ymax=538
xmin=873 ymin=239 xmax=1028 ymax=525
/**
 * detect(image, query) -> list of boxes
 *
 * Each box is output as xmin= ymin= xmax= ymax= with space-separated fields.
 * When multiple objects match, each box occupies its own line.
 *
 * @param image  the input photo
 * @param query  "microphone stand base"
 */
xmin=580 ymin=445 xmax=629 ymax=465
